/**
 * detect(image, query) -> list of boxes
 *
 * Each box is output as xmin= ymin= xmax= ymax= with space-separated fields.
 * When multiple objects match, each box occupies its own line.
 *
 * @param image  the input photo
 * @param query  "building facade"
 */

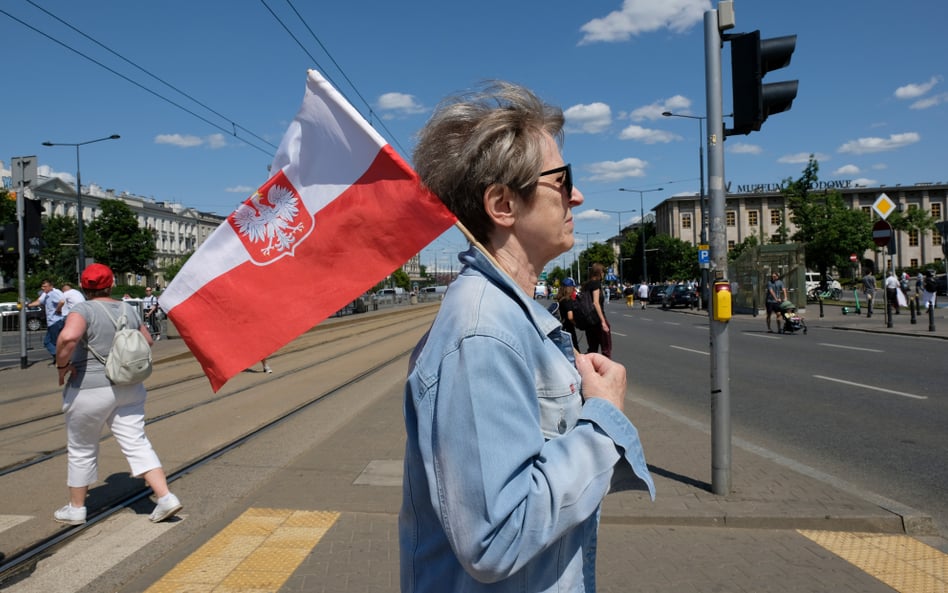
xmin=30 ymin=176 xmax=226 ymax=288
xmin=653 ymin=181 xmax=948 ymax=272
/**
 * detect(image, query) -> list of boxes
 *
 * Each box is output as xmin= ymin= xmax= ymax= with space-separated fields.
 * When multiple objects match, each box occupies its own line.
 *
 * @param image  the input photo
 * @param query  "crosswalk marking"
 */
xmin=144 ymin=508 xmax=339 ymax=593
xmin=799 ymin=530 xmax=947 ymax=593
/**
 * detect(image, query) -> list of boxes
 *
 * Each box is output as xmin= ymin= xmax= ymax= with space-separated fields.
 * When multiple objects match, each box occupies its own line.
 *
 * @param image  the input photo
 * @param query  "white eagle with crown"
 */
xmin=232 ymin=183 xmax=306 ymax=257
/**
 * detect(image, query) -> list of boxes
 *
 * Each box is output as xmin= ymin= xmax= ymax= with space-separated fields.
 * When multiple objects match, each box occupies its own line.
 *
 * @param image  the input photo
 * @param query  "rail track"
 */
xmin=0 ymin=304 xmax=437 ymax=587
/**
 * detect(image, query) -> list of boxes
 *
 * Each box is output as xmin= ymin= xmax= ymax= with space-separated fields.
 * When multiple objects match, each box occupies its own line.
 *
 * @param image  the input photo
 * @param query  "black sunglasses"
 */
xmin=537 ymin=164 xmax=572 ymax=197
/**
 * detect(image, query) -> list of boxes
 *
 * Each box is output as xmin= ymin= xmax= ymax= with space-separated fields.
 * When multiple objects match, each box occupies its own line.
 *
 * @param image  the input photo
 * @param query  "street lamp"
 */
xmin=594 ymin=208 xmax=636 ymax=283
xmin=663 ymin=111 xmax=709 ymax=306
xmin=618 ymin=187 xmax=663 ymax=282
xmin=576 ymin=231 xmax=599 ymax=285
xmin=42 ymin=134 xmax=121 ymax=273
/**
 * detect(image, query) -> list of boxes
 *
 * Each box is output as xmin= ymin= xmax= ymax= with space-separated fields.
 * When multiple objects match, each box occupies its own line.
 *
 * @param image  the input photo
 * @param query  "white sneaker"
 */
xmin=54 ymin=504 xmax=87 ymax=525
xmin=150 ymin=493 xmax=182 ymax=523
xmin=263 ymin=365 xmax=273 ymax=374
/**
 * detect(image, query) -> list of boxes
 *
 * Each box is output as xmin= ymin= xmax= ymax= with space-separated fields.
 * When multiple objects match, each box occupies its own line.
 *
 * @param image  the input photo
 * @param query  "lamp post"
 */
xmin=618 ymin=188 xmax=663 ymax=282
xmin=663 ymin=111 xmax=709 ymax=307
xmin=42 ymin=134 xmax=121 ymax=273
xmin=594 ymin=208 xmax=636 ymax=283
xmin=576 ymin=231 xmax=599 ymax=285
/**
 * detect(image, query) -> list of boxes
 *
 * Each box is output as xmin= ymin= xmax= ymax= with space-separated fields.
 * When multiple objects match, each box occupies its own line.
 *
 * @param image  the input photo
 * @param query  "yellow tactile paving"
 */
xmin=799 ymin=530 xmax=948 ymax=593
xmin=144 ymin=508 xmax=339 ymax=593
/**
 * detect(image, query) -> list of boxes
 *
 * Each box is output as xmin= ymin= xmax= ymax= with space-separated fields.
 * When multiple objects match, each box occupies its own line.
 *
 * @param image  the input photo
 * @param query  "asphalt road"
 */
xmin=605 ymin=304 xmax=948 ymax=537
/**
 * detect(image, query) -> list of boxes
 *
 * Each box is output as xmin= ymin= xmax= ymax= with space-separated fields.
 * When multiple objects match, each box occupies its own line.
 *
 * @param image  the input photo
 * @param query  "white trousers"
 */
xmin=61 ymin=383 xmax=162 ymax=487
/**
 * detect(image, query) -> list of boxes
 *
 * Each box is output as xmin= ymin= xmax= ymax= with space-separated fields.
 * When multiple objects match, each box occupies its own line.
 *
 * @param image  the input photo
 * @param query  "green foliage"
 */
xmin=161 ymin=252 xmax=193 ymax=286
xmin=647 ymin=234 xmax=699 ymax=281
xmin=0 ymin=190 xmax=15 ymax=223
xmin=578 ymin=242 xmax=616 ymax=282
xmin=783 ymin=155 xmax=875 ymax=280
xmin=85 ymin=199 xmax=157 ymax=276
xmin=729 ymin=235 xmax=760 ymax=262
xmin=391 ymin=267 xmax=411 ymax=290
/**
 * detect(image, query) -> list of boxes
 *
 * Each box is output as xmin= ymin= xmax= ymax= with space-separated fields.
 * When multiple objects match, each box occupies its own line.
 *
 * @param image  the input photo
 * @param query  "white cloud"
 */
xmin=871 ymin=163 xmax=888 ymax=171
xmin=155 ymin=134 xmax=204 ymax=148
xmin=579 ymin=0 xmax=711 ymax=44
xmin=575 ymin=209 xmax=612 ymax=222
xmin=910 ymin=93 xmax=948 ymax=109
xmin=564 ymin=102 xmax=612 ymax=134
xmin=834 ymin=164 xmax=860 ymax=176
xmin=838 ymin=133 xmax=920 ymax=154
xmin=629 ymin=95 xmax=692 ymax=121
xmin=894 ymin=76 xmax=941 ymax=100
xmin=778 ymin=152 xmax=830 ymax=164
xmin=377 ymin=92 xmax=426 ymax=118
xmin=852 ymin=178 xmax=878 ymax=188
xmin=727 ymin=142 xmax=762 ymax=155
xmin=38 ymin=164 xmax=74 ymax=184
xmin=618 ymin=124 xmax=680 ymax=144
xmin=225 ymin=185 xmax=255 ymax=194
xmin=584 ymin=157 xmax=649 ymax=182
xmin=206 ymin=134 xmax=227 ymax=149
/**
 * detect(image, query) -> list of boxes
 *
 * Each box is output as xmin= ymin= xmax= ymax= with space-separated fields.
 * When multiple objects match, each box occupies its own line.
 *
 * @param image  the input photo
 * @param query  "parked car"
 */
xmin=534 ymin=281 xmax=549 ymax=299
xmin=933 ymin=273 xmax=947 ymax=296
xmin=662 ymin=285 xmax=699 ymax=309
xmin=804 ymin=272 xmax=842 ymax=294
xmin=647 ymin=285 xmax=666 ymax=305
xmin=0 ymin=302 xmax=46 ymax=331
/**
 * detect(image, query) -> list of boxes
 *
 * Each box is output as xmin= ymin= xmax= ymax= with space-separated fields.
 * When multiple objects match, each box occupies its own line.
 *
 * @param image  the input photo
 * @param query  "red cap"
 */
xmin=80 ymin=263 xmax=114 ymax=290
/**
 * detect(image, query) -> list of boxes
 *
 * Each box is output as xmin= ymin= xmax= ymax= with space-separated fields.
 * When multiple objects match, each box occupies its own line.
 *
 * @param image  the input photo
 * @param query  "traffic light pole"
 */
xmin=16 ymin=183 xmax=28 ymax=369
xmin=705 ymin=7 xmax=731 ymax=495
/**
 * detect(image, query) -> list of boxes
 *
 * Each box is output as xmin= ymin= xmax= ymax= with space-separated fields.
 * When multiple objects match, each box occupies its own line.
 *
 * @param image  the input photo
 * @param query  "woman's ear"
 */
xmin=483 ymin=183 xmax=517 ymax=230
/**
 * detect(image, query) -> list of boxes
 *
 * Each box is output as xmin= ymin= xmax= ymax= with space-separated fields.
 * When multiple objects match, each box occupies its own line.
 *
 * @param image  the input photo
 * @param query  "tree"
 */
xmin=85 ymin=199 xmax=157 ymax=276
xmin=391 ymin=267 xmax=411 ymax=291
xmin=783 ymin=156 xmax=874 ymax=286
xmin=888 ymin=206 xmax=936 ymax=263
xmin=578 ymin=242 xmax=616 ymax=283
xmin=161 ymin=251 xmax=193 ymax=286
xmin=37 ymin=214 xmax=80 ymax=280
xmin=647 ymin=235 xmax=699 ymax=282
xmin=729 ymin=235 xmax=760 ymax=262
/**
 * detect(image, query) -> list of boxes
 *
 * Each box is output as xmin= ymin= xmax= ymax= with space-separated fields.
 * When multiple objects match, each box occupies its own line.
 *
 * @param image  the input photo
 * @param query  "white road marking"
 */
xmin=612 ymin=331 xmax=627 ymax=337
xmin=818 ymin=342 xmax=884 ymax=353
xmin=669 ymin=345 xmax=709 ymax=356
xmin=813 ymin=375 xmax=928 ymax=400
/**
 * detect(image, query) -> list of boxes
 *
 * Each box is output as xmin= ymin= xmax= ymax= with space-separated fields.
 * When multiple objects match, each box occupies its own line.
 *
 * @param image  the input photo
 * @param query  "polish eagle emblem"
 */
xmin=228 ymin=171 xmax=314 ymax=264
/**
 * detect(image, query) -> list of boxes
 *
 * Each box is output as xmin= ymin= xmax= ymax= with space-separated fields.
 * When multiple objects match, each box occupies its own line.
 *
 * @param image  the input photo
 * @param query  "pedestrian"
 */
xmin=402 ymin=80 xmax=654 ymax=593
xmin=582 ymin=262 xmax=612 ymax=358
xmin=921 ymin=270 xmax=937 ymax=311
xmin=142 ymin=287 xmax=161 ymax=340
xmin=261 ymin=358 xmax=273 ymax=374
xmin=623 ymin=282 xmax=635 ymax=308
xmin=53 ymin=263 xmax=182 ymax=525
xmin=637 ymin=281 xmax=649 ymax=309
xmin=765 ymin=271 xmax=787 ymax=333
xmin=56 ymin=282 xmax=86 ymax=318
xmin=861 ymin=270 xmax=876 ymax=318
xmin=885 ymin=271 xmax=900 ymax=314
xmin=557 ymin=278 xmax=579 ymax=348
xmin=28 ymin=279 xmax=65 ymax=361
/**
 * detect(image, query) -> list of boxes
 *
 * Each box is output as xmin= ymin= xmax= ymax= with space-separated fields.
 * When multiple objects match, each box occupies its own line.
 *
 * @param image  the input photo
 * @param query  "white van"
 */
xmin=804 ymin=272 xmax=841 ymax=294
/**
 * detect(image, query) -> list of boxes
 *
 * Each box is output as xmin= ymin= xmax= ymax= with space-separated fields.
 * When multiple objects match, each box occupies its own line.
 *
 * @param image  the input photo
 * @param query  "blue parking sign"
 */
xmin=698 ymin=245 xmax=710 ymax=264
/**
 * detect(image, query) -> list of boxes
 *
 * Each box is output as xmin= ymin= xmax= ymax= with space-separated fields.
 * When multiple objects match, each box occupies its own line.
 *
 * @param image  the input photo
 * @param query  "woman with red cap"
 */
xmin=53 ymin=263 xmax=182 ymax=525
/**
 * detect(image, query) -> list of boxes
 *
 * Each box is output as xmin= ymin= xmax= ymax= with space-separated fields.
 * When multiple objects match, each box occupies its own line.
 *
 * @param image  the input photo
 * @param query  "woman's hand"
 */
xmin=575 ymin=352 xmax=626 ymax=412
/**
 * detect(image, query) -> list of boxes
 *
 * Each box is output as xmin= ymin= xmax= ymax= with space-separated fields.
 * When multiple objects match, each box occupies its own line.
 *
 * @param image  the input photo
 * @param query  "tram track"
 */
xmin=0 ymin=305 xmax=436 ymax=586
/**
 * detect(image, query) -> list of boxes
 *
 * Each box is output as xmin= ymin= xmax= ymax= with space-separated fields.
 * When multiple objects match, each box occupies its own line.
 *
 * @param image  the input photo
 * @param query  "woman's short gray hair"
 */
xmin=413 ymin=81 xmax=565 ymax=244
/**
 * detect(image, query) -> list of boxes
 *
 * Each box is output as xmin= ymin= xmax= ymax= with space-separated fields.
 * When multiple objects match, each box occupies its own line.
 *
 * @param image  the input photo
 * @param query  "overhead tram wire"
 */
xmin=23 ymin=0 xmax=278 ymax=152
xmin=261 ymin=0 xmax=412 ymax=158
xmin=0 ymin=7 xmax=275 ymax=157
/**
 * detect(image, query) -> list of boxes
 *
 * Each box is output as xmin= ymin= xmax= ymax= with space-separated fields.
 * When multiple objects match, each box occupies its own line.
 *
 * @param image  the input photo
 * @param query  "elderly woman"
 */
xmin=400 ymin=82 xmax=654 ymax=593
xmin=53 ymin=263 xmax=181 ymax=525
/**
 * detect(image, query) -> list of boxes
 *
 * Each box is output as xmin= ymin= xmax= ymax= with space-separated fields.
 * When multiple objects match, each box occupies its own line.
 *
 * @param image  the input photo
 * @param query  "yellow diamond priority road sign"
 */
xmin=872 ymin=193 xmax=896 ymax=220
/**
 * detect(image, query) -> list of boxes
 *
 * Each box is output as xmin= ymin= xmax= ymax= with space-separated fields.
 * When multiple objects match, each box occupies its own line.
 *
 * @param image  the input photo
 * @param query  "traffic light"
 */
xmin=0 ymin=224 xmax=17 ymax=256
xmin=24 ymin=198 xmax=45 ymax=248
xmin=728 ymin=30 xmax=798 ymax=136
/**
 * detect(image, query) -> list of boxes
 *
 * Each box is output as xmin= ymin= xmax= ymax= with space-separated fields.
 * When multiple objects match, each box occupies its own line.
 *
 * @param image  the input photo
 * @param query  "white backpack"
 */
xmin=88 ymin=301 xmax=153 ymax=385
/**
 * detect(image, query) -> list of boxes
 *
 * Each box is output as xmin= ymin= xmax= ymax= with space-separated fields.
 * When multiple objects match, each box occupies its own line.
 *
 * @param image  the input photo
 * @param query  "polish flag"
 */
xmin=160 ymin=70 xmax=457 ymax=391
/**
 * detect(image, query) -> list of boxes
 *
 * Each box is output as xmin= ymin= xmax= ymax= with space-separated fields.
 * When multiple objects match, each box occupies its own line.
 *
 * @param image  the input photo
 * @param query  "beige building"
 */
xmin=653 ymin=181 xmax=948 ymax=272
xmin=30 ymin=176 xmax=226 ymax=288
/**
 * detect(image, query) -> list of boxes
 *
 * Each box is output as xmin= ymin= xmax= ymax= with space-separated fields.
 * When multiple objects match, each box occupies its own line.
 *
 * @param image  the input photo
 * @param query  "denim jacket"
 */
xmin=400 ymin=246 xmax=654 ymax=592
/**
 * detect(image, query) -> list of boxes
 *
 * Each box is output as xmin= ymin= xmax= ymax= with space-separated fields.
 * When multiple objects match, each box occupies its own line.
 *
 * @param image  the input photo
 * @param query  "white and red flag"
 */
xmin=160 ymin=70 xmax=457 ymax=391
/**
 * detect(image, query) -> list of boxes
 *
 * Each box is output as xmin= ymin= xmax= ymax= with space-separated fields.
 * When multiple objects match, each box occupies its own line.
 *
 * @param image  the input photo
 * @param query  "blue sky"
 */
xmin=2 ymin=0 xmax=946 ymax=274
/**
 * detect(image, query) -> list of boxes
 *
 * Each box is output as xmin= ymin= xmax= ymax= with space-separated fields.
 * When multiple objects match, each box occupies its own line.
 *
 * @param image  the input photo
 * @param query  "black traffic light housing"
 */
xmin=727 ymin=30 xmax=798 ymax=136
xmin=23 ymin=198 xmax=45 ymax=255
xmin=0 ymin=224 xmax=17 ymax=256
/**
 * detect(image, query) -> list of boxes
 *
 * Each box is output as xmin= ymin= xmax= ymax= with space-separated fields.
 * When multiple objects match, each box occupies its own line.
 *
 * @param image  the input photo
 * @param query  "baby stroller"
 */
xmin=779 ymin=300 xmax=807 ymax=334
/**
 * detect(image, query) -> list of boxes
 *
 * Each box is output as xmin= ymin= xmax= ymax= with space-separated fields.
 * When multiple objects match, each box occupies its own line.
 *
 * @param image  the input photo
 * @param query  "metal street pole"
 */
xmin=705 ymin=6 xmax=731 ymax=495
xmin=662 ymin=111 xmax=709 ymax=307
xmin=618 ymin=188 xmax=663 ymax=282
xmin=594 ymin=208 xmax=635 ymax=283
xmin=42 ymin=134 xmax=120 ymax=274
xmin=576 ymin=231 xmax=600 ymax=285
